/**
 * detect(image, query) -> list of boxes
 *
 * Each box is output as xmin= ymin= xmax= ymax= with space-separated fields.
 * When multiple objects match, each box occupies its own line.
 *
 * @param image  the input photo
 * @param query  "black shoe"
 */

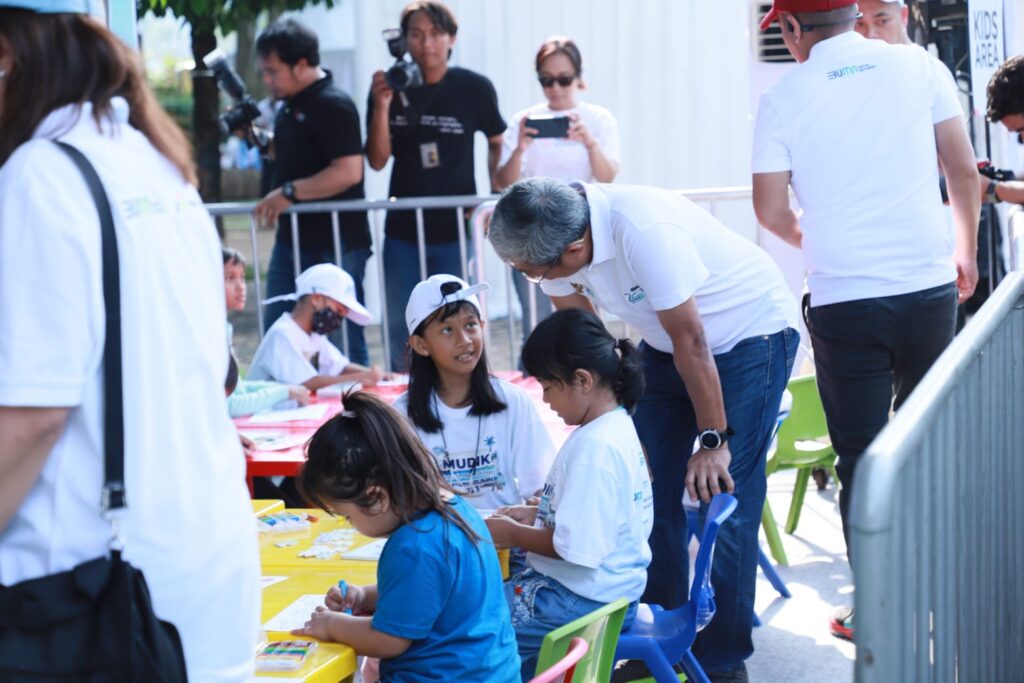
xmin=812 ymin=466 xmax=829 ymax=491
xmin=707 ymin=663 xmax=749 ymax=683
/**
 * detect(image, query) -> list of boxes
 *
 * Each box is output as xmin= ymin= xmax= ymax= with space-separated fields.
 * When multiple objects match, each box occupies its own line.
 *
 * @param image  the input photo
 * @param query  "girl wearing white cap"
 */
xmin=249 ymin=263 xmax=383 ymax=390
xmin=393 ymin=274 xmax=555 ymax=513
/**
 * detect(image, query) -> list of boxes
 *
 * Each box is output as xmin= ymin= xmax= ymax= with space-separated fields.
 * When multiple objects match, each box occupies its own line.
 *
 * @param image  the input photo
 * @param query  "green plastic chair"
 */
xmin=534 ymin=598 xmax=630 ymax=682
xmin=762 ymin=375 xmax=838 ymax=565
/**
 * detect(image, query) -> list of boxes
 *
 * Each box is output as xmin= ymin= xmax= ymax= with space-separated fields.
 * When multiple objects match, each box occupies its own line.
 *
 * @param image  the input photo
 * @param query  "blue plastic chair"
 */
xmin=615 ymin=493 xmax=738 ymax=683
xmin=685 ymin=509 xmax=790 ymax=628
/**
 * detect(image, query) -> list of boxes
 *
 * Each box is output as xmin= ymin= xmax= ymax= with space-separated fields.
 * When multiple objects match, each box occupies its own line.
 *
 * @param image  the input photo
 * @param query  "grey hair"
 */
xmin=488 ymin=177 xmax=589 ymax=267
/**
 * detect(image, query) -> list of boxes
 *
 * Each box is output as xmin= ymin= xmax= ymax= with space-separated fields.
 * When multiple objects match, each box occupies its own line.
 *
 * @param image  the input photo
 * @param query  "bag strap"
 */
xmin=54 ymin=142 xmax=126 ymax=513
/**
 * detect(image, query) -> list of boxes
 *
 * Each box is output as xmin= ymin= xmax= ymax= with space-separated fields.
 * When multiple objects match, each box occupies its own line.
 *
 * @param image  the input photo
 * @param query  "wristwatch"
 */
xmin=698 ymin=426 xmax=735 ymax=450
xmin=281 ymin=181 xmax=297 ymax=203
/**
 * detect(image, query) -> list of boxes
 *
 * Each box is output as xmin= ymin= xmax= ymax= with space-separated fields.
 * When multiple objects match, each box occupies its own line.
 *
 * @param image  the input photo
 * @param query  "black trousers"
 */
xmin=805 ymin=282 xmax=958 ymax=555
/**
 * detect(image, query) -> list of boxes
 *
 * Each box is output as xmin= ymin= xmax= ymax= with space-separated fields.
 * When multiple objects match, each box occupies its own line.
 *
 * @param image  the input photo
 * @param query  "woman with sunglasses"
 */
xmin=496 ymin=37 xmax=620 ymax=341
xmin=496 ymin=36 xmax=620 ymax=189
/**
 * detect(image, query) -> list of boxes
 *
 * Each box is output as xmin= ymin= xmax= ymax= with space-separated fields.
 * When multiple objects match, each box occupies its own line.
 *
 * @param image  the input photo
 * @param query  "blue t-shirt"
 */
xmin=374 ymin=496 xmax=520 ymax=682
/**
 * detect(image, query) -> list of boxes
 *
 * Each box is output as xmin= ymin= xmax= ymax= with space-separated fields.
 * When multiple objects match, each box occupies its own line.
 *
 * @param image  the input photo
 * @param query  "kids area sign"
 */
xmin=968 ymin=0 xmax=1005 ymax=115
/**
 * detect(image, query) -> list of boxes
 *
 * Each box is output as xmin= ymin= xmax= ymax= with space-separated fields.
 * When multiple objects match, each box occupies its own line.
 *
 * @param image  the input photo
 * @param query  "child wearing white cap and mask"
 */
xmin=249 ymin=263 xmax=383 ymax=390
xmin=393 ymin=274 xmax=555 ymax=513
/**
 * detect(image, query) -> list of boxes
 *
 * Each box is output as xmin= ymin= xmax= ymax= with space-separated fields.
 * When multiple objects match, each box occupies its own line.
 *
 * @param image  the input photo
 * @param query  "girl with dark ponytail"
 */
xmin=294 ymin=391 xmax=521 ymax=681
xmin=485 ymin=308 xmax=653 ymax=678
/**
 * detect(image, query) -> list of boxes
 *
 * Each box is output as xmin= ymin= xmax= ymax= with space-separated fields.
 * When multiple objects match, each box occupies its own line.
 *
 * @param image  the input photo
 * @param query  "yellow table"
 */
xmin=254 ymin=509 xmax=510 ymax=681
xmin=259 ymin=510 xmax=381 ymax=579
xmin=259 ymin=508 xmax=508 ymax=578
xmin=258 ymin=573 xmax=359 ymax=683
xmin=253 ymin=499 xmax=286 ymax=517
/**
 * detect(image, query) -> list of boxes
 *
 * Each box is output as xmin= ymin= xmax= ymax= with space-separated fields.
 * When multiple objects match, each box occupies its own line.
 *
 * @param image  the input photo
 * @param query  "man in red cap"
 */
xmin=752 ymin=0 xmax=980 ymax=643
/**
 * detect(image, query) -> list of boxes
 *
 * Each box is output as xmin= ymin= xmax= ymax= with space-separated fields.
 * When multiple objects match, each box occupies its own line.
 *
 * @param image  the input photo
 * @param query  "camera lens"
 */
xmin=218 ymin=101 xmax=260 ymax=136
xmin=385 ymin=61 xmax=423 ymax=92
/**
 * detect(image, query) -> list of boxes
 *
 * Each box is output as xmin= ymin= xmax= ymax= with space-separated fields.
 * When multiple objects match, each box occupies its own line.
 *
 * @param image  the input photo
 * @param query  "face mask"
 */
xmin=312 ymin=307 xmax=344 ymax=335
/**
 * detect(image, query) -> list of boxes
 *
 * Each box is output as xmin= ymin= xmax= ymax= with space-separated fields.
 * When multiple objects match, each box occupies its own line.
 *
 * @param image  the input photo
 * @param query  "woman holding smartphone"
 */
xmin=496 ymin=36 xmax=620 ymax=188
xmin=495 ymin=37 xmax=620 ymax=342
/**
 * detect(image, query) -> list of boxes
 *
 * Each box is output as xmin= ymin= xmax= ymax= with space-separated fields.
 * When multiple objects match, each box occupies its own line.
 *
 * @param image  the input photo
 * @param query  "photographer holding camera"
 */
xmin=366 ymin=0 xmax=506 ymax=372
xmin=982 ymin=55 xmax=1024 ymax=205
xmin=254 ymin=20 xmax=373 ymax=365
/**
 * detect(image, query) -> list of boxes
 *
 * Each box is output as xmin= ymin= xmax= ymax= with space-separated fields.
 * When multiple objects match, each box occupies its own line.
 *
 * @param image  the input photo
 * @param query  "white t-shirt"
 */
xmin=542 ymin=183 xmax=799 ymax=354
xmin=500 ymin=101 xmax=621 ymax=182
xmin=0 ymin=100 xmax=259 ymax=681
xmin=527 ymin=408 xmax=653 ymax=603
xmin=751 ymin=31 xmax=962 ymax=306
xmin=393 ymin=378 xmax=555 ymax=510
xmin=247 ymin=312 xmax=350 ymax=385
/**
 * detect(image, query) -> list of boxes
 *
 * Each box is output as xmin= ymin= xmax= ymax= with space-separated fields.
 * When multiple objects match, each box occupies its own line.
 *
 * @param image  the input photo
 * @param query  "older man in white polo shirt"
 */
xmin=488 ymin=178 xmax=799 ymax=681
xmin=752 ymin=0 xmax=980 ymax=641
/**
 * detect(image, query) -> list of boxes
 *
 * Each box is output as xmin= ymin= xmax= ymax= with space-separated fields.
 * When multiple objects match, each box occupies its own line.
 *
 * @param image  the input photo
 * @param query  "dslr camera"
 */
xmin=203 ymin=48 xmax=270 ymax=151
xmin=382 ymin=28 xmax=423 ymax=91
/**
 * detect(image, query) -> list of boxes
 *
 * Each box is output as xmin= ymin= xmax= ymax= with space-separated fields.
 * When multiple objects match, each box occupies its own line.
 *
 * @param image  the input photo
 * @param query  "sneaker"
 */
xmin=830 ymin=605 xmax=854 ymax=641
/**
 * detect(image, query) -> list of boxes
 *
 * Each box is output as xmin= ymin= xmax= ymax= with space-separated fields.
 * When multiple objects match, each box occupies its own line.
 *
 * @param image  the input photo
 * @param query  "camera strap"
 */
xmin=393 ymin=79 xmax=444 ymax=141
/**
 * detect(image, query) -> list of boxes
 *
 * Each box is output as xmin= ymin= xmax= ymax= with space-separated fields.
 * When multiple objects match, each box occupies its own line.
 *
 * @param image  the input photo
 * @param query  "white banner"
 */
xmin=969 ymin=0 xmax=1007 ymax=116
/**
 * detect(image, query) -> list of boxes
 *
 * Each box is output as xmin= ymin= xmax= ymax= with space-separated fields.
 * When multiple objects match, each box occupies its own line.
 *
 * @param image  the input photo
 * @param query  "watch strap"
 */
xmin=282 ymin=181 xmax=297 ymax=202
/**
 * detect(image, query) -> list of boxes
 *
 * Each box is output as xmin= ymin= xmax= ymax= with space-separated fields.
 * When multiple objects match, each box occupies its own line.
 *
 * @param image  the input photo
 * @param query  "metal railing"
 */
xmin=209 ymin=194 xmax=487 ymax=367
xmin=850 ymin=205 xmax=1024 ymax=681
xmin=209 ymin=186 xmax=756 ymax=369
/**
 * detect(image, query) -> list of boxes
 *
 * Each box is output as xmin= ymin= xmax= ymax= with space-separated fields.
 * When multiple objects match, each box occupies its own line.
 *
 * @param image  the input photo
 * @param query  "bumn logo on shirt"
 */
xmin=826 ymin=64 xmax=876 ymax=80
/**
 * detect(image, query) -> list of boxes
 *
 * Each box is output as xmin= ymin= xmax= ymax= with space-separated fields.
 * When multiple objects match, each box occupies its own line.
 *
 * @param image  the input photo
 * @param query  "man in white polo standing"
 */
xmin=488 ymin=178 xmax=799 ymax=682
xmin=752 ymin=0 xmax=980 ymax=641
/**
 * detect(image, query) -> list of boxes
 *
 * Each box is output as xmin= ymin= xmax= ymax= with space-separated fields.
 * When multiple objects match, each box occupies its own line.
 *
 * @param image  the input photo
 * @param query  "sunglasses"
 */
xmin=538 ymin=74 xmax=576 ymax=88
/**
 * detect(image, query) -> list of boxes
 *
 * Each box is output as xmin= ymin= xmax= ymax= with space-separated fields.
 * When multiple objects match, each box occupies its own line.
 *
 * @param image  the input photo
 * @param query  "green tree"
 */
xmin=138 ymin=0 xmax=336 ymax=204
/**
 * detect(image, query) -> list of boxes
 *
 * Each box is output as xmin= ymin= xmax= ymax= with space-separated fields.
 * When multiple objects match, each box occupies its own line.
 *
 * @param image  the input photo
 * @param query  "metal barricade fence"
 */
xmin=850 ymin=206 xmax=1024 ymax=681
xmin=207 ymin=187 xmax=756 ymax=369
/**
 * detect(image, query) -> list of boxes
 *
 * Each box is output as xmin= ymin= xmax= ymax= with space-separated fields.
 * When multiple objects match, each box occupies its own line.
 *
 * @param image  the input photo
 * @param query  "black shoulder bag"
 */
xmin=0 ymin=143 xmax=188 ymax=682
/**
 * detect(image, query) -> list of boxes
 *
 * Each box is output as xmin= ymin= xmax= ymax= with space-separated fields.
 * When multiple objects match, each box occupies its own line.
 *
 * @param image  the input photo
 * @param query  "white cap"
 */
xmin=880 ymin=0 xmax=904 ymax=4
xmin=0 ymin=0 xmax=105 ymax=14
xmin=405 ymin=274 xmax=490 ymax=335
xmin=263 ymin=263 xmax=372 ymax=326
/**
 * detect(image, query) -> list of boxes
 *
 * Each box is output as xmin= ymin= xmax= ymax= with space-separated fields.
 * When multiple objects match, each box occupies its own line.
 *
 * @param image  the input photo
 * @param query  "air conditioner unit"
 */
xmin=753 ymin=2 xmax=796 ymax=62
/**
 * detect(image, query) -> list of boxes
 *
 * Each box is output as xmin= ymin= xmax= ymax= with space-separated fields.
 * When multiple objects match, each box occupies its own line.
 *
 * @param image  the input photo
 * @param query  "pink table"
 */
xmin=242 ymin=373 xmax=573 ymax=494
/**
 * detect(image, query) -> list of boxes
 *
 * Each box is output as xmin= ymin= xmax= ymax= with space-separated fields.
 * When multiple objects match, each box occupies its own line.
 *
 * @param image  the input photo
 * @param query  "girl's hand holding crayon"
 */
xmin=326 ymin=582 xmax=366 ymax=615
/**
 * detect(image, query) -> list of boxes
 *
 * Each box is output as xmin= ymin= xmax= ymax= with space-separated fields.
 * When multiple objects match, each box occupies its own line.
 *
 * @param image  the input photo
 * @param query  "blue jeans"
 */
xmin=383 ymin=238 xmax=463 ymax=372
xmin=263 ymin=240 xmax=371 ymax=366
xmin=505 ymin=569 xmax=638 ymax=682
xmin=631 ymin=328 xmax=798 ymax=673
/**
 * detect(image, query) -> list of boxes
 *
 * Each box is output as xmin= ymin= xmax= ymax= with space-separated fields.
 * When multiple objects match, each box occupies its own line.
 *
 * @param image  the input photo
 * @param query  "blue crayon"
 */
xmin=337 ymin=580 xmax=353 ymax=615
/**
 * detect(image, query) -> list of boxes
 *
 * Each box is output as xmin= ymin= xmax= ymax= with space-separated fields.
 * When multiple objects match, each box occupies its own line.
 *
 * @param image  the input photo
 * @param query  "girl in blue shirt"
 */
xmin=293 ymin=391 xmax=520 ymax=682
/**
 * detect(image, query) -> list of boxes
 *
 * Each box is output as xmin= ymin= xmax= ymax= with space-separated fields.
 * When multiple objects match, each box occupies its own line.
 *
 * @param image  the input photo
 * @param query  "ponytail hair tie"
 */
xmin=614 ymin=338 xmax=629 ymax=359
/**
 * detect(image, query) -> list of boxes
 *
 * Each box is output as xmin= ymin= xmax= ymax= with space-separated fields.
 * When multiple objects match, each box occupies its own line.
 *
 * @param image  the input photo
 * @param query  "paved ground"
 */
xmin=748 ymin=469 xmax=855 ymax=682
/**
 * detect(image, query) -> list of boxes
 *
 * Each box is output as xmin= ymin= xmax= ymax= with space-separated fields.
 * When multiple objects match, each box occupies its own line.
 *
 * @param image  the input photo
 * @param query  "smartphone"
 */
xmin=525 ymin=115 xmax=570 ymax=139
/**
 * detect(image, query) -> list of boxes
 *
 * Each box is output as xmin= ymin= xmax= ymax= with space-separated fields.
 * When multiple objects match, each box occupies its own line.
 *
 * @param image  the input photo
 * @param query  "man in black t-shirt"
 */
xmin=254 ymin=20 xmax=372 ymax=365
xmin=366 ymin=1 xmax=506 ymax=371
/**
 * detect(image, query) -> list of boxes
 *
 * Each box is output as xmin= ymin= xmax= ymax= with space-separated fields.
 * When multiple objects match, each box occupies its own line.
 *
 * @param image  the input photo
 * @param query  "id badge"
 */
xmin=420 ymin=141 xmax=440 ymax=170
